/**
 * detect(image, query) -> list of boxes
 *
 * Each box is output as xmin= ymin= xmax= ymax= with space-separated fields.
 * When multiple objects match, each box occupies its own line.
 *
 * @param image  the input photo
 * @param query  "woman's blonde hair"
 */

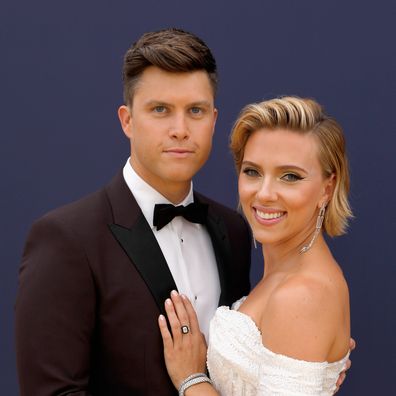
xmin=230 ymin=96 xmax=353 ymax=236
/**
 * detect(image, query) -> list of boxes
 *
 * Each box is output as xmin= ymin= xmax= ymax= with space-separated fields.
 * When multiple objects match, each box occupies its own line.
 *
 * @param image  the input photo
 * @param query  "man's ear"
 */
xmin=319 ymin=173 xmax=336 ymax=208
xmin=212 ymin=107 xmax=218 ymax=135
xmin=118 ymin=105 xmax=133 ymax=138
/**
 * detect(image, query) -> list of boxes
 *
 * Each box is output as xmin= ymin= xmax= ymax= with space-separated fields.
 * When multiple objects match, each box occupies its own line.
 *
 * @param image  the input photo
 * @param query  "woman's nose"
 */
xmin=256 ymin=178 xmax=278 ymax=202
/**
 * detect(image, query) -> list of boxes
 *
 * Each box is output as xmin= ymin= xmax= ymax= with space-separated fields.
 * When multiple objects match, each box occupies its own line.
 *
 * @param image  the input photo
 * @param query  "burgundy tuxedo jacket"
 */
xmin=15 ymin=170 xmax=251 ymax=395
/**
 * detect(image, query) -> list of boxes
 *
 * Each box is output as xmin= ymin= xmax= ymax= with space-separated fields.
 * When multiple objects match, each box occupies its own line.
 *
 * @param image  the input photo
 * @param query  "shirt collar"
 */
xmin=122 ymin=158 xmax=194 ymax=228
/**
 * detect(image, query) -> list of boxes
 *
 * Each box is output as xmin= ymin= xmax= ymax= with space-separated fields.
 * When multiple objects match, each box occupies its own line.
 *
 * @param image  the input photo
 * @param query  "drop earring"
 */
xmin=300 ymin=203 xmax=326 ymax=254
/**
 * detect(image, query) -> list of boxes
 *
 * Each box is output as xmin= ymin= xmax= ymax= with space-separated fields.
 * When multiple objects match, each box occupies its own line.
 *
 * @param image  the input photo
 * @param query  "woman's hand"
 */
xmin=158 ymin=290 xmax=208 ymax=390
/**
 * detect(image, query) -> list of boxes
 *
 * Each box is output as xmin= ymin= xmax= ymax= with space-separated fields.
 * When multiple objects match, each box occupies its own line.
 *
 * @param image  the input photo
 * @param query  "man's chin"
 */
xmin=163 ymin=166 xmax=202 ymax=182
xmin=164 ymin=174 xmax=195 ymax=185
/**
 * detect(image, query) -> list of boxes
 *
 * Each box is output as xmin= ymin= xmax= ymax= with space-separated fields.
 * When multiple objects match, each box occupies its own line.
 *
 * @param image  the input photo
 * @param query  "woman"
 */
xmin=158 ymin=96 xmax=352 ymax=395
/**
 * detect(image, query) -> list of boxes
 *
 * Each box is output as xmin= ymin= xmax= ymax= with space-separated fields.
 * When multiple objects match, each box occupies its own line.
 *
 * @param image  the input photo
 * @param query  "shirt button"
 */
xmin=181 ymin=238 xmax=184 ymax=243
xmin=194 ymin=296 xmax=197 ymax=301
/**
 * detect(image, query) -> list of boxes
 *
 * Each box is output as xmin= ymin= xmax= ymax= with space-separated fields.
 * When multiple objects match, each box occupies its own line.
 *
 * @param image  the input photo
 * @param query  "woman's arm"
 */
xmin=158 ymin=290 xmax=219 ymax=396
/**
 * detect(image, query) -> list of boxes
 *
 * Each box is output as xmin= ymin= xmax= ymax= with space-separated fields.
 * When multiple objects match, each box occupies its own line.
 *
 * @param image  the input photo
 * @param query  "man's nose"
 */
xmin=169 ymin=113 xmax=190 ymax=139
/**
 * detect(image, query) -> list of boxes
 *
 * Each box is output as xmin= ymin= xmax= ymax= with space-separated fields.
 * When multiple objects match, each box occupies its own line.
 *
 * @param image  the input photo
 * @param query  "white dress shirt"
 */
xmin=123 ymin=159 xmax=220 ymax=340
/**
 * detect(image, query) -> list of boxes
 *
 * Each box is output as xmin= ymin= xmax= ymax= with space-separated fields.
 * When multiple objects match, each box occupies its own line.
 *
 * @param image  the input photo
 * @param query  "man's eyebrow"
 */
xmin=144 ymin=100 xmax=173 ymax=107
xmin=189 ymin=100 xmax=212 ymax=107
xmin=144 ymin=100 xmax=212 ymax=107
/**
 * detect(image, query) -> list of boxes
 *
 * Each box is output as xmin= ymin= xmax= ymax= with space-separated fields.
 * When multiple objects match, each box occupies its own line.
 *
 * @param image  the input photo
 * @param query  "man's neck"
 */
xmin=156 ymin=184 xmax=191 ymax=205
xmin=129 ymin=159 xmax=192 ymax=204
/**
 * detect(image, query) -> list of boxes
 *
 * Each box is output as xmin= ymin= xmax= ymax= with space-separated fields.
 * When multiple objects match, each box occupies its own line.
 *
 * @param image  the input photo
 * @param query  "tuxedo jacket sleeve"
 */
xmin=15 ymin=171 xmax=251 ymax=396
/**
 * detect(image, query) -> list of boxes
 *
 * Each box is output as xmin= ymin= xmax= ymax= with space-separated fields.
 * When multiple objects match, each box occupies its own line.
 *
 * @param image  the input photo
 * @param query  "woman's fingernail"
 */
xmin=159 ymin=314 xmax=165 ymax=321
xmin=171 ymin=290 xmax=178 ymax=296
xmin=166 ymin=298 xmax=172 ymax=306
xmin=181 ymin=294 xmax=187 ymax=300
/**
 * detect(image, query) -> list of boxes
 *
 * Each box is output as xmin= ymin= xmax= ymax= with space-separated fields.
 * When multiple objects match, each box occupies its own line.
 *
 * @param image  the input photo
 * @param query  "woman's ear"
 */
xmin=319 ymin=173 xmax=336 ymax=208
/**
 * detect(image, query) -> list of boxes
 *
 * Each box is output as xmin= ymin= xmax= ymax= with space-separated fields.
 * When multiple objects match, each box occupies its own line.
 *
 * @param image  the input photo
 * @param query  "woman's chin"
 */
xmin=254 ymin=234 xmax=281 ymax=246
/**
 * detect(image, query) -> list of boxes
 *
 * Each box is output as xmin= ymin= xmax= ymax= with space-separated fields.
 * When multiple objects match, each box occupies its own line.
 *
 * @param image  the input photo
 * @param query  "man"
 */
xmin=15 ymin=28 xmax=252 ymax=395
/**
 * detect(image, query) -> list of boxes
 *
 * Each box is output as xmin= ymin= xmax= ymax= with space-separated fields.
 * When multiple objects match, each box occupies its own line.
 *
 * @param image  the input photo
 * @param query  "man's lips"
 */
xmin=163 ymin=148 xmax=195 ymax=157
xmin=164 ymin=148 xmax=194 ymax=153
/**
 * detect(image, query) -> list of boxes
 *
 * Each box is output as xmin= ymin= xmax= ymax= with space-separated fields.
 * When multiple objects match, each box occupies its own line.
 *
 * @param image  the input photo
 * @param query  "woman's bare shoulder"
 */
xmin=259 ymin=267 xmax=349 ymax=362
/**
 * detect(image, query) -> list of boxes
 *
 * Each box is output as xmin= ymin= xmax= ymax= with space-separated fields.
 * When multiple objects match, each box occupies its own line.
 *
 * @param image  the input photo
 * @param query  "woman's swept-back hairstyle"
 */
xmin=122 ymin=28 xmax=217 ymax=106
xmin=230 ymin=96 xmax=353 ymax=236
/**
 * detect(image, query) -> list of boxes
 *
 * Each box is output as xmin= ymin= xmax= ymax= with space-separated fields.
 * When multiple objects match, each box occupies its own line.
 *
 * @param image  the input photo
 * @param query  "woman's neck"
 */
xmin=261 ymin=233 xmax=329 ymax=278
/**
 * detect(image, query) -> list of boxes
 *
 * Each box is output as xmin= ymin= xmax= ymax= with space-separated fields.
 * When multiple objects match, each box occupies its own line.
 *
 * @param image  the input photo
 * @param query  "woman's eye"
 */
xmin=242 ymin=168 xmax=260 ymax=177
xmin=281 ymin=173 xmax=303 ymax=182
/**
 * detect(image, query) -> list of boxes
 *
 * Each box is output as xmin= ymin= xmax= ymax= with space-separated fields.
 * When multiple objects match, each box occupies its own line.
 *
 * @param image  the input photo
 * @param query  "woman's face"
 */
xmin=238 ymin=129 xmax=333 ymax=247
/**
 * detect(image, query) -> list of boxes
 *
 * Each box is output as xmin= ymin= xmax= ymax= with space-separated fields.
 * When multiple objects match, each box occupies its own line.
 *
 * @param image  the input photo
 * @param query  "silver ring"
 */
xmin=181 ymin=325 xmax=190 ymax=334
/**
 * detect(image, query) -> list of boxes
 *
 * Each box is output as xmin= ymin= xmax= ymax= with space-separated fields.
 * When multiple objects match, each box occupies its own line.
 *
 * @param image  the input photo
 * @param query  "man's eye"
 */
xmin=190 ymin=107 xmax=203 ymax=115
xmin=281 ymin=173 xmax=303 ymax=182
xmin=242 ymin=168 xmax=260 ymax=177
xmin=153 ymin=106 xmax=167 ymax=113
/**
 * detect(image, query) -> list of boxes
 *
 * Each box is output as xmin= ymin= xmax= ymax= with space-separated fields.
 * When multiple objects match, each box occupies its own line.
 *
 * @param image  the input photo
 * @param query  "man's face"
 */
xmin=119 ymin=66 xmax=217 ymax=203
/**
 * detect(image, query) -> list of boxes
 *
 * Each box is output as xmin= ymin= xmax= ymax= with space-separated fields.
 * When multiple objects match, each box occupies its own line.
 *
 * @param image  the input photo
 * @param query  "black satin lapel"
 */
xmin=205 ymin=214 xmax=233 ymax=307
xmin=109 ymin=215 xmax=177 ymax=315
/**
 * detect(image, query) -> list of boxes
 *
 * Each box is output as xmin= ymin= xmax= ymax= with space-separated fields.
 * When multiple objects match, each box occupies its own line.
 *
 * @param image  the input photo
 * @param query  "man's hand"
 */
xmin=334 ymin=338 xmax=356 ymax=394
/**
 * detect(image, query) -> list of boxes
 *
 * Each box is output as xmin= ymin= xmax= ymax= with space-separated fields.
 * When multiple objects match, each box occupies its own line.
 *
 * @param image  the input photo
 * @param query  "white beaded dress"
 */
xmin=207 ymin=298 xmax=349 ymax=396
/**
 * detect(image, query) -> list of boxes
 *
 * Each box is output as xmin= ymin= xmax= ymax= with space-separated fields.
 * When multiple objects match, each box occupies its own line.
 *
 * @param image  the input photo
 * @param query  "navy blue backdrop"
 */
xmin=1 ymin=0 xmax=395 ymax=394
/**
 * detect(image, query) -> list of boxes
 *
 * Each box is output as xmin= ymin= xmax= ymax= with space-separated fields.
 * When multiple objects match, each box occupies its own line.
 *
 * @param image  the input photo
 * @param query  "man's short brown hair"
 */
xmin=122 ymin=28 xmax=218 ymax=106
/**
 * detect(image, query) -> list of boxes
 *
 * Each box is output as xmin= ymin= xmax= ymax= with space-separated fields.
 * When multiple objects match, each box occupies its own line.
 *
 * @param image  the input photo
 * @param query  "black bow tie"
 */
xmin=153 ymin=202 xmax=208 ymax=230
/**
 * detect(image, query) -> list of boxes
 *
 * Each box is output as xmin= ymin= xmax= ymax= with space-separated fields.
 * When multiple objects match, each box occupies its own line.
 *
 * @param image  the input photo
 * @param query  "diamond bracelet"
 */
xmin=178 ymin=373 xmax=213 ymax=396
